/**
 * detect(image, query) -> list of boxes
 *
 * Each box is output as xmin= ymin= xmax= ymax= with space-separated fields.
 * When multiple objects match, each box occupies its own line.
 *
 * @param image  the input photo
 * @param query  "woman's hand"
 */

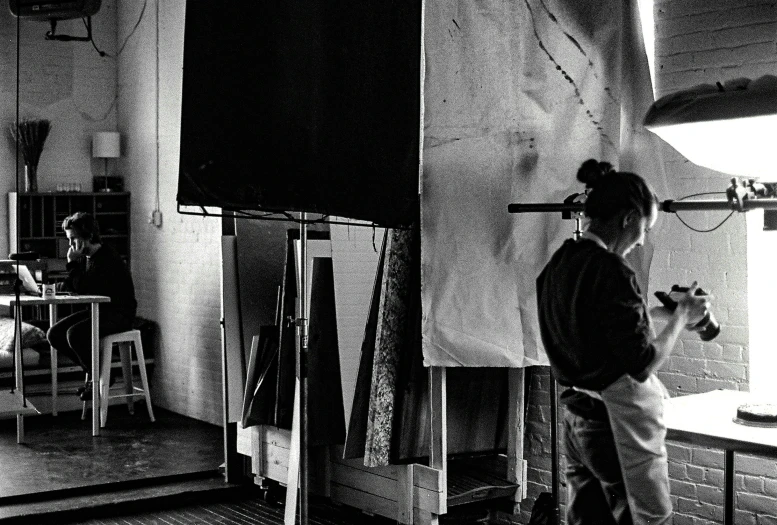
xmin=67 ymin=239 xmax=85 ymax=264
xmin=674 ymin=281 xmax=713 ymax=327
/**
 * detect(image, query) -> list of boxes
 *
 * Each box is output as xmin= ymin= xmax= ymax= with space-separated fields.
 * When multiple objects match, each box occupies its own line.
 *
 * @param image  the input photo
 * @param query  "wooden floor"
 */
xmin=0 ymin=405 xmax=222 ymax=499
xmin=57 ymin=496 xmax=398 ymax=525
xmin=0 ymin=407 xmax=500 ymax=524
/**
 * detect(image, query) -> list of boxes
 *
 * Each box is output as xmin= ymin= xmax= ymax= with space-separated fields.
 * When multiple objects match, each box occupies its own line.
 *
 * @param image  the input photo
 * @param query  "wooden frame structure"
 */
xmin=240 ymin=366 xmax=527 ymax=524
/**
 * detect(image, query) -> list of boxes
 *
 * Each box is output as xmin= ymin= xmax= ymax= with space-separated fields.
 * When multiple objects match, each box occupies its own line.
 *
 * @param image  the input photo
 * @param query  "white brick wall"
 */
xmin=654 ymin=2 xmax=777 ymax=98
xmin=0 ymin=2 xmax=118 ymax=254
xmin=653 ymin=1 xmax=777 ymax=522
xmin=117 ymin=1 xmax=223 ymax=425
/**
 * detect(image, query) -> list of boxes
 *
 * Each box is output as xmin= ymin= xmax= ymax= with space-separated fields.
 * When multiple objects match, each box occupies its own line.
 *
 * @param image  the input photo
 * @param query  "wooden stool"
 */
xmin=81 ymin=329 xmax=155 ymax=428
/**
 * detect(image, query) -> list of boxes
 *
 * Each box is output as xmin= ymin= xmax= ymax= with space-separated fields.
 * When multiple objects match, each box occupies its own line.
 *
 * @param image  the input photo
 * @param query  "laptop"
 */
xmin=0 ymin=261 xmax=42 ymax=295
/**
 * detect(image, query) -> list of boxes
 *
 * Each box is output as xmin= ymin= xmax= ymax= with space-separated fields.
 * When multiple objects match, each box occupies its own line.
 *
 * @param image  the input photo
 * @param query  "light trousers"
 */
xmin=600 ymin=373 xmax=672 ymax=525
xmin=565 ymin=373 xmax=672 ymax=525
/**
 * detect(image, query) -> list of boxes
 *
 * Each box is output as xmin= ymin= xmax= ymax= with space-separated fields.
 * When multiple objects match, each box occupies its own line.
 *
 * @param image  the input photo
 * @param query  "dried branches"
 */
xmin=9 ymin=119 xmax=52 ymax=169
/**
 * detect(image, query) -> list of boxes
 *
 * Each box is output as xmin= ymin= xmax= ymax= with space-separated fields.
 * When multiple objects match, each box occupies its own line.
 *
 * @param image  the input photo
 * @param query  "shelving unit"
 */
xmin=8 ymin=191 xmax=131 ymax=277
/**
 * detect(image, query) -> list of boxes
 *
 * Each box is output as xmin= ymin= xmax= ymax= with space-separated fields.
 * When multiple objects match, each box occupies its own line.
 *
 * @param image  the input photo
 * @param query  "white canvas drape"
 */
xmin=421 ymin=0 xmax=668 ymax=367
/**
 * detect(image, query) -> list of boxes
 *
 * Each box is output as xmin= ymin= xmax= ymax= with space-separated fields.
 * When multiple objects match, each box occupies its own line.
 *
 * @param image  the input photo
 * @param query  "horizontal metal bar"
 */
xmin=663 ymin=199 xmax=777 ymax=212
xmin=176 ymin=203 xmax=401 ymax=228
xmin=508 ymin=198 xmax=777 ymax=214
xmin=507 ymin=203 xmax=584 ymax=213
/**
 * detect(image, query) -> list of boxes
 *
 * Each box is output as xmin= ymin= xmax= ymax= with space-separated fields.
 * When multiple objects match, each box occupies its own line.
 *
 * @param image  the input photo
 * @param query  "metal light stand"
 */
xmin=297 ymin=212 xmax=310 ymax=525
xmin=509 ymin=179 xmax=777 ymax=525
xmin=12 ymin=270 xmax=27 ymax=443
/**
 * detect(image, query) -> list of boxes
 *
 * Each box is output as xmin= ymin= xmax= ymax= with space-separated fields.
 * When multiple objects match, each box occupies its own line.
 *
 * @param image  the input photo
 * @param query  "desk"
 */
xmin=0 ymin=293 xmax=111 ymax=439
xmin=664 ymin=389 xmax=777 ymax=525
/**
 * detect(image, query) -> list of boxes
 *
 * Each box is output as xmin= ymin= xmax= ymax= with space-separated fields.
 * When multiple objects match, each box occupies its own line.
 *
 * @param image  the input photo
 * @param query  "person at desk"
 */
xmin=47 ymin=212 xmax=137 ymax=399
xmin=536 ymin=159 xmax=712 ymax=525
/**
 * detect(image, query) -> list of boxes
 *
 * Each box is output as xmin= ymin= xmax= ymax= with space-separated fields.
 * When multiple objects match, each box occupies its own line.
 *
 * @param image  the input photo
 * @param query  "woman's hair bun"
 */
xmin=576 ymin=159 xmax=614 ymax=188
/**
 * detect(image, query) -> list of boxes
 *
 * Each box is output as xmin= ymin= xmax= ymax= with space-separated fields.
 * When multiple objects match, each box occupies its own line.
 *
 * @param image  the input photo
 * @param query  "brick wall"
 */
xmin=117 ymin=2 xmax=223 ymax=425
xmin=654 ymin=1 xmax=776 ymax=523
xmin=515 ymin=367 xmax=555 ymax=524
xmin=517 ymin=2 xmax=777 ymax=523
xmin=0 ymin=2 xmax=118 ymax=254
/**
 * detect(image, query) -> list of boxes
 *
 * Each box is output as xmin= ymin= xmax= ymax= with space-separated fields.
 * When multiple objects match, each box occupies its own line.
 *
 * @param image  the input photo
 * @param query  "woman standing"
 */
xmin=536 ymin=159 xmax=712 ymax=525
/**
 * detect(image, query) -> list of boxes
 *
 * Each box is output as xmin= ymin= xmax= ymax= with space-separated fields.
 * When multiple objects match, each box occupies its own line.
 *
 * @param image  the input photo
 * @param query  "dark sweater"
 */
xmin=63 ymin=243 xmax=137 ymax=321
xmin=536 ymin=238 xmax=655 ymax=392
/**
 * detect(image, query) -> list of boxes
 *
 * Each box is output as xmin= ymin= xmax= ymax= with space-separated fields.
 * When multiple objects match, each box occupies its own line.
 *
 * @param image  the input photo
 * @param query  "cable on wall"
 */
xmin=86 ymin=0 xmax=146 ymax=59
xmin=152 ymin=0 xmax=162 ymax=228
xmin=118 ymin=0 xmax=147 ymax=57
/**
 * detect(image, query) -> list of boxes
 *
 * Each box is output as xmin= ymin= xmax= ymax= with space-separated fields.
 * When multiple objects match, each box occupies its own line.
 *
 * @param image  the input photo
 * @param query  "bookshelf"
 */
xmin=8 ymin=192 xmax=131 ymax=278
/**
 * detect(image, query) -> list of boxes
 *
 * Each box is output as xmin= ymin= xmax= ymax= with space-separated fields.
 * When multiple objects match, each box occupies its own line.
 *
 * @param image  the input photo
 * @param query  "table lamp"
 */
xmin=92 ymin=131 xmax=120 ymax=192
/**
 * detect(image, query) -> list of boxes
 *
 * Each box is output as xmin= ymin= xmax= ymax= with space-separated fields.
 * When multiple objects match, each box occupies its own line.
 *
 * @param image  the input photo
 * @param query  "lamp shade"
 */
xmin=644 ymin=76 xmax=777 ymax=178
xmin=92 ymin=131 xmax=120 ymax=159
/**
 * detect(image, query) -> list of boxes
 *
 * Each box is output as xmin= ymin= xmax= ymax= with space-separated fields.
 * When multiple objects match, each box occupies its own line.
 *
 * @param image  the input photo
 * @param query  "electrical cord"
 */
xmin=675 ymin=211 xmax=735 ymax=233
xmin=677 ymin=191 xmax=726 ymax=200
xmin=673 ymin=191 xmax=735 ymax=233
xmin=117 ymin=0 xmax=147 ymax=56
xmin=83 ymin=17 xmax=107 ymax=56
xmin=82 ymin=0 xmax=147 ymax=58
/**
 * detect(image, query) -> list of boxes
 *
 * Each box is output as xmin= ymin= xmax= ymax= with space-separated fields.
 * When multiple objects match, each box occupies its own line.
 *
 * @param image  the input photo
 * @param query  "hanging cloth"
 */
xmin=421 ymin=0 xmax=668 ymax=367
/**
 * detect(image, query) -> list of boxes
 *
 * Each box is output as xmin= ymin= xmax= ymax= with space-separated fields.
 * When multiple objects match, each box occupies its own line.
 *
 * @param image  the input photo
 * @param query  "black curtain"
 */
xmin=178 ymin=1 xmax=421 ymax=228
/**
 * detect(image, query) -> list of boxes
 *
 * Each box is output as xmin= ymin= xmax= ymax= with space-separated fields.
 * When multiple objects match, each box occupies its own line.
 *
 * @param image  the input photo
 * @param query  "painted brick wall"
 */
xmin=514 ymin=367 xmax=555 ymax=524
xmin=0 ymin=2 xmax=118 ymax=254
xmin=514 ymin=2 xmax=777 ymax=524
xmin=117 ymin=2 xmax=223 ymax=425
xmin=653 ymin=1 xmax=777 ymax=523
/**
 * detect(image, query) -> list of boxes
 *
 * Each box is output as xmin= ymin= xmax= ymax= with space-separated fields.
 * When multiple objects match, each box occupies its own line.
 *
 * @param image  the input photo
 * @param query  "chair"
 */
xmin=81 ymin=329 xmax=155 ymax=427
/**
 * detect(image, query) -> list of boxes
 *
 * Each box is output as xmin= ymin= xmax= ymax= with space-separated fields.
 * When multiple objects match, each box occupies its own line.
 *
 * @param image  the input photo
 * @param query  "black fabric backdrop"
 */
xmin=177 ymin=1 xmax=421 ymax=228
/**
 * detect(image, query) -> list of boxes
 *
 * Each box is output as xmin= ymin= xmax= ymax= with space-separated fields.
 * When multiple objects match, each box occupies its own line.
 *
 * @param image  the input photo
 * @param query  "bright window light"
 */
xmin=649 ymin=114 xmax=777 ymax=178
xmin=747 ymin=210 xmax=777 ymax=401
xmin=637 ymin=0 xmax=656 ymax=96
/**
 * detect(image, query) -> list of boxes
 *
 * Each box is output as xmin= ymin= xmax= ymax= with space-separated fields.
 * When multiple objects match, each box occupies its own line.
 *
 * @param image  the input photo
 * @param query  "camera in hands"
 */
xmin=654 ymin=285 xmax=720 ymax=341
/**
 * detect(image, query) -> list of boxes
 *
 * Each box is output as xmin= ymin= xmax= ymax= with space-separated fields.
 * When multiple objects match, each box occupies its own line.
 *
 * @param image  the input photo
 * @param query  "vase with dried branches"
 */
xmin=9 ymin=119 xmax=52 ymax=193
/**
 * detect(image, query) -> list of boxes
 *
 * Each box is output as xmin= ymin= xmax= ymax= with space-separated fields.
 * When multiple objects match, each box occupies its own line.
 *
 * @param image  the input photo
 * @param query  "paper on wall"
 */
xmin=421 ymin=0 xmax=666 ymax=367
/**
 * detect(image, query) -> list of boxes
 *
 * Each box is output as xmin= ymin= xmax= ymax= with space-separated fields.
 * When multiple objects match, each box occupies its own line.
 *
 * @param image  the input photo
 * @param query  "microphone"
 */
xmin=9 ymin=252 xmax=40 ymax=261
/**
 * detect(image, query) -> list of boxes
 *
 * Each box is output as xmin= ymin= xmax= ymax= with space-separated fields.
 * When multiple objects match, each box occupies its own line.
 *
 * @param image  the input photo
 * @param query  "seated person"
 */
xmin=46 ymin=212 xmax=137 ymax=399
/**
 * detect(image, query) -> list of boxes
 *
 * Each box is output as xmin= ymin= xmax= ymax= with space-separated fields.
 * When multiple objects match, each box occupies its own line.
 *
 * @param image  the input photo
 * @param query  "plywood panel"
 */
xmin=236 ymin=422 xmax=252 ymax=456
xmin=414 ymin=486 xmax=444 ymax=515
xmin=330 ymin=483 xmax=397 ymax=521
xmin=330 ymin=221 xmax=385 ymax=425
xmin=413 ymin=464 xmax=443 ymax=492
xmin=263 ymin=426 xmax=291 ymax=448
xmin=262 ymin=442 xmax=290 ymax=471
xmin=221 ymin=236 xmax=246 ymax=423
xmin=333 ymin=456 xmax=398 ymax=480
xmin=331 ymin=462 xmax=398 ymax=501
xmin=264 ymin=461 xmax=288 ymax=485
xmin=398 ymin=465 xmax=413 ymax=525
